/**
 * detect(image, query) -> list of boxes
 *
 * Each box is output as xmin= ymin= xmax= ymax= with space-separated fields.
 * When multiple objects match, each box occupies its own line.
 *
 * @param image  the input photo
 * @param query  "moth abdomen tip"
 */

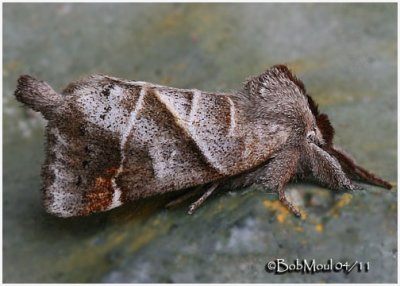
xmin=15 ymin=74 xmax=63 ymax=118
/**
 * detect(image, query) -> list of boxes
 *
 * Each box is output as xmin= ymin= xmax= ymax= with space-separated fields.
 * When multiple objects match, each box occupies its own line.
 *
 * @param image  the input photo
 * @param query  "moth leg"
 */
xmin=259 ymin=149 xmax=302 ymax=217
xmin=307 ymin=144 xmax=359 ymax=191
xmin=278 ymin=187 xmax=301 ymax=217
xmin=165 ymin=186 xmax=203 ymax=209
xmin=188 ymin=183 xmax=219 ymax=215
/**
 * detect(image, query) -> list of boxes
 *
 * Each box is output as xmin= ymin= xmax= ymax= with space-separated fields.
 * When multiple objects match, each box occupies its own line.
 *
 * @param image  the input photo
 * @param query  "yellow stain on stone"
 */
xmin=330 ymin=193 xmax=353 ymax=217
xmin=263 ymin=200 xmax=289 ymax=224
xmin=314 ymin=223 xmax=324 ymax=233
xmin=263 ymin=200 xmax=308 ymax=224
xmin=294 ymin=226 xmax=304 ymax=232
xmin=276 ymin=212 xmax=286 ymax=224
xmin=299 ymin=209 xmax=308 ymax=221
xmin=335 ymin=193 xmax=353 ymax=208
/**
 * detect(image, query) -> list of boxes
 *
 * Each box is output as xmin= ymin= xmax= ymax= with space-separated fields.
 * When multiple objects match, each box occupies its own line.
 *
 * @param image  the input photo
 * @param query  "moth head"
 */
xmin=305 ymin=94 xmax=335 ymax=147
xmin=243 ymin=65 xmax=391 ymax=191
xmin=306 ymin=127 xmax=324 ymax=146
xmin=303 ymin=93 xmax=391 ymax=190
xmin=243 ymin=65 xmax=334 ymax=144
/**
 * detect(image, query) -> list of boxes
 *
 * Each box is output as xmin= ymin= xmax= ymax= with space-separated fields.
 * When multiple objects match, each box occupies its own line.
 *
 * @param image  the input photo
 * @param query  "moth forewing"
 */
xmin=14 ymin=65 xmax=392 ymax=217
xmin=15 ymin=74 xmax=283 ymax=217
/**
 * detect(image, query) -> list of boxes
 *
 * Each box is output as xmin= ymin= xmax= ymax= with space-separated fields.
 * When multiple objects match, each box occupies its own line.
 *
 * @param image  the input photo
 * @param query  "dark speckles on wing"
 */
xmin=100 ymin=83 xmax=113 ymax=98
xmin=74 ymin=78 xmax=143 ymax=135
xmin=117 ymin=87 xmax=224 ymax=200
xmin=43 ymin=74 xmax=287 ymax=215
xmin=121 ymin=86 xmax=142 ymax=112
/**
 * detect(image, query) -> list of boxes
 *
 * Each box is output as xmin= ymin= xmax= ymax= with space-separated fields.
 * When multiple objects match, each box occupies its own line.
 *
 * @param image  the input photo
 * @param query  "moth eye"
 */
xmin=306 ymin=130 xmax=315 ymax=141
xmin=307 ymin=127 xmax=324 ymax=147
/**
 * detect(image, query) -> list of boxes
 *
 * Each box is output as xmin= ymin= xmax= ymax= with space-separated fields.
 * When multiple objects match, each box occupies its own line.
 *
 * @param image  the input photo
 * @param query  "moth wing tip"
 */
xmin=42 ymin=189 xmax=85 ymax=218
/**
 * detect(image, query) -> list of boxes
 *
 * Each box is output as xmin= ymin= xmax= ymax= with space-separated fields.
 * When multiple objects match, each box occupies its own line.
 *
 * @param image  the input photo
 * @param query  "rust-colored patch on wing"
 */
xmin=81 ymin=167 xmax=119 ymax=215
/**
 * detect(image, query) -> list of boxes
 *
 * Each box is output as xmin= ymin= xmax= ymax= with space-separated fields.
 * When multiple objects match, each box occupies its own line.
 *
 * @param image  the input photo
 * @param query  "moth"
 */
xmin=14 ymin=65 xmax=392 ymax=218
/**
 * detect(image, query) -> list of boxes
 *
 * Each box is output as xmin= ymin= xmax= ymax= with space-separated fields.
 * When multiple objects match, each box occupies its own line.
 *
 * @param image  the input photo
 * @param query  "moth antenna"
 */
xmin=329 ymin=146 xmax=392 ymax=189
xmin=165 ymin=186 xmax=203 ymax=209
xmin=188 ymin=183 xmax=219 ymax=214
xmin=15 ymin=75 xmax=63 ymax=119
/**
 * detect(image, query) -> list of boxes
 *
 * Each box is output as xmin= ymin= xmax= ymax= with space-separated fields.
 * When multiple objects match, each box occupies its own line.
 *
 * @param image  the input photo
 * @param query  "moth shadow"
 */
xmin=36 ymin=192 xmax=179 ymax=238
xmin=35 ymin=182 xmax=359 ymax=239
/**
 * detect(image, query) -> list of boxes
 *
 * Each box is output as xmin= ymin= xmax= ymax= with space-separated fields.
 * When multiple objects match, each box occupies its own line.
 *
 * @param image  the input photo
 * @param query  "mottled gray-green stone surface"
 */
xmin=3 ymin=3 xmax=397 ymax=283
